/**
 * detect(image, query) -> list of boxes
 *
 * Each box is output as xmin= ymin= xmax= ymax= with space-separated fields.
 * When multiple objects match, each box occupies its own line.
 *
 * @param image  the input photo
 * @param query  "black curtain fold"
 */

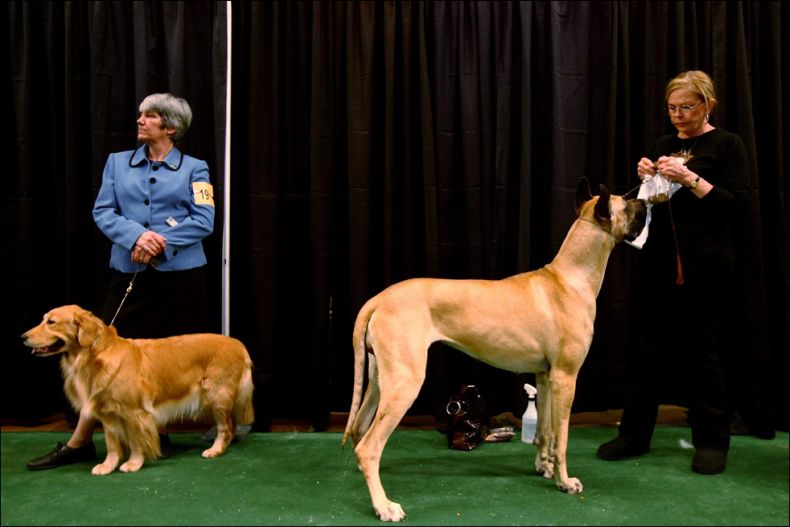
xmin=5 ymin=1 xmax=786 ymax=438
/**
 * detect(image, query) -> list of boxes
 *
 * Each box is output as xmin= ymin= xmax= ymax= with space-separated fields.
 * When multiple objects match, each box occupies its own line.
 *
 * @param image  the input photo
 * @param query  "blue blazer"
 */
xmin=93 ymin=146 xmax=215 ymax=272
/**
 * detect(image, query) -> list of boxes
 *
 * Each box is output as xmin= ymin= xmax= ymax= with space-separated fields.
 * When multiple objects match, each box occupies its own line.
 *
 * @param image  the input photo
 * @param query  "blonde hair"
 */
xmin=665 ymin=70 xmax=718 ymax=113
xmin=138 ymin=93 xmax=193 ymax=142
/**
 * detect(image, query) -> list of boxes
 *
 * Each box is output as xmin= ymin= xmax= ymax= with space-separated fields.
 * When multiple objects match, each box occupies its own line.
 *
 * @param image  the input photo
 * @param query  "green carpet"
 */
xmin=2 ymin=427 xmax=787 ymax=526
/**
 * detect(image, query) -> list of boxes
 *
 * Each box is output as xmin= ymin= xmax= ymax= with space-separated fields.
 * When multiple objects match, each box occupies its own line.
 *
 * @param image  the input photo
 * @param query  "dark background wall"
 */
xmin=5 ymin=1 xmax=787 ymax=438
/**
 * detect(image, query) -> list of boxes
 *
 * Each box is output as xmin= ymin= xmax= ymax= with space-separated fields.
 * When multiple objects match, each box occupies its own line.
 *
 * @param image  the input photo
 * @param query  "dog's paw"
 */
xmin=91 ymin=463 xmax=116 ymax=476
xmin=119 ymin=460 xmax=143 ymax=473
xmin=201 ymin=446 xmax=225 ymax=458
xmin=375 ymin=501 xmax=406 ymax=522
xmin=535 ymin=459 xmax=554 ymax=478
xmin=557 ymin=477 xmax=583 ymax=494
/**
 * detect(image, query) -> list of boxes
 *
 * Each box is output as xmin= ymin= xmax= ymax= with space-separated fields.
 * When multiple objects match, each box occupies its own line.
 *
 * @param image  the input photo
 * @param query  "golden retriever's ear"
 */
xmin=75 ymin=310 xmax=104 ymax=348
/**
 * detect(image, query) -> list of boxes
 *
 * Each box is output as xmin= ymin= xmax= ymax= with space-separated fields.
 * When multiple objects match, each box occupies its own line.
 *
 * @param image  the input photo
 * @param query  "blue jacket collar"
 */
xmin=129 ymin=145 xmax=183 ymax=170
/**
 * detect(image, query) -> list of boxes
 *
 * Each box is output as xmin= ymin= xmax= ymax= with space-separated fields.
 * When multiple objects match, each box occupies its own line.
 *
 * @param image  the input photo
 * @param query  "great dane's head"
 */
xmin=575 ymin=178 xmax=647 ymax=242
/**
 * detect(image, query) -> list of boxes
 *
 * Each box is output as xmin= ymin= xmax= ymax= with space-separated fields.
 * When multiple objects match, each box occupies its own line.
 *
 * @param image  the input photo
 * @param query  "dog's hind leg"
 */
xmin=203 ymin=388 xmax=236 ymax=458
xmin=355 ymin=347 xmax=425 ymax=522
xmin=350 ymin=354 xmax=381 ymax=447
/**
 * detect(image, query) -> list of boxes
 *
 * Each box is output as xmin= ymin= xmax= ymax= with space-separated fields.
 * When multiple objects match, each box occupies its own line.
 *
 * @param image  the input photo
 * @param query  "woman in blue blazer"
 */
xmin=27 ymin=93 xmax=216 ymax=470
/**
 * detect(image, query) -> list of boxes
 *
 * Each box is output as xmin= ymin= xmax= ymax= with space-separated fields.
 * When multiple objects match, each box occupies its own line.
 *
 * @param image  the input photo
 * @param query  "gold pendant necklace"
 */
xmin=671 ymin=136 xmax=700 ymax=164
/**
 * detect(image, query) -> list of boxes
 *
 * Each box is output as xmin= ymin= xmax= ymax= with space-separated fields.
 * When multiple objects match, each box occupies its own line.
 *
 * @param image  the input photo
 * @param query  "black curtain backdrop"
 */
xmin=5 ymin=1 xmax=787 ymax=439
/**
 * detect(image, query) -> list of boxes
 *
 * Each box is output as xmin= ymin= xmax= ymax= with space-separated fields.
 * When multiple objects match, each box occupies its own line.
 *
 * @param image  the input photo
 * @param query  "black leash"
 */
xmin=623 ymin=183 xmax=641 ymax=199
xmin=667 ymin=200 xmax=684 ymax=285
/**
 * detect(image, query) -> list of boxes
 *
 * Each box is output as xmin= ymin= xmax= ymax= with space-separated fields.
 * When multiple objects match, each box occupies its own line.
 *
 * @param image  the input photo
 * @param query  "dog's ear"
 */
xmin=594 ymin=184 xmax=612 ymax=222
xmin=575 ymin=178 xmax=594 ymax=215
xmin=75 ymin=309 xmax=103 ymax=348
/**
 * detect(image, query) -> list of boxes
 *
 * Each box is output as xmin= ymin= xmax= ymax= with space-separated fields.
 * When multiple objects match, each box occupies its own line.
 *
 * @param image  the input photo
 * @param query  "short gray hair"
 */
xmin=138 ymin=93 xmax=193 ymax=142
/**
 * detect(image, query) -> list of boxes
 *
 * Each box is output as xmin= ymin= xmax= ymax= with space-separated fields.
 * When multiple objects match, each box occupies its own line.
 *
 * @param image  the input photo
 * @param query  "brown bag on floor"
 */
xmin=435 ymin=384 xmax=488 ymax=451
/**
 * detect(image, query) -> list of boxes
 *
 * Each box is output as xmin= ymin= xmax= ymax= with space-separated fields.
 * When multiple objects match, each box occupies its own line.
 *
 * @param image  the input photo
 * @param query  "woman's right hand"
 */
xmin=637 ymin=157 xmax=657 ymax=181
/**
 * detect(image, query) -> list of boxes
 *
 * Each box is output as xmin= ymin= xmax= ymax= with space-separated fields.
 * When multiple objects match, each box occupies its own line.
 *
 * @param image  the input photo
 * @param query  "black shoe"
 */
xmin=596 ymin=436 xmax=649 ymax=461
xmin=203 ymin=424 xmax=253 ymax=443
xmin=27 ymin=441 xmax=96 ymax=471
xmin=202 ymin=426 xmax=218 ymax=443
xmin=158 ymin=434 xmax=173 ymax=459
xmin=692 ymin=448 xmax=727 ymax=475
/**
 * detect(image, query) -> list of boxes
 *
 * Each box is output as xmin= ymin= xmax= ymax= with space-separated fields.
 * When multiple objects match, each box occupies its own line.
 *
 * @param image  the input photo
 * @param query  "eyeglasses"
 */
xmin=666 ymin=102 xmax=702 ymax=115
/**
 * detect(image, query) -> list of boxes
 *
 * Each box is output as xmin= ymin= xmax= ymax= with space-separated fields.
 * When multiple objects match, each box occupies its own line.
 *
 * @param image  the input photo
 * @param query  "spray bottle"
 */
xmin=521 ymin=383 xmax=537 ymax=444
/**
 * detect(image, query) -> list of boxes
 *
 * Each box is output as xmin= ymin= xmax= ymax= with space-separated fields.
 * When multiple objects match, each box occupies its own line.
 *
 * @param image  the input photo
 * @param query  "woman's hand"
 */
xmin=655 ymin=155 xmax=691 ymax=185
xmin=132 ymin=231 xmax=167 ymax=264
xmin=131 ymin=246 xmax=152 ymax=264
xmin=637 ymin=157 xmax=657 ymax=181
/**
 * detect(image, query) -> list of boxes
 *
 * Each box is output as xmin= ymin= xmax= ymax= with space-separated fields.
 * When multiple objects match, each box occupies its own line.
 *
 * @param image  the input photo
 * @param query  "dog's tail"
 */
xmin=341 ymin=296 xmax=377 ymax=447
xmin=233 ymin=358 xmax=255 ymax=426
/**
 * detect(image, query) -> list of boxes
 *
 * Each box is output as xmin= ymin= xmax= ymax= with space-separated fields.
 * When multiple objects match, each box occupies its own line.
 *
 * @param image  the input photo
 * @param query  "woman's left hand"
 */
xmin=131 ymin=246 xmax=153 ymax=264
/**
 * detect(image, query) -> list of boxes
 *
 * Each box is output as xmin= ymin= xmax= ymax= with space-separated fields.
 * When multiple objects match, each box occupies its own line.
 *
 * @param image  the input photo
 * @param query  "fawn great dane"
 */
xmin=343 ymin=178 xmax=647 ymax=521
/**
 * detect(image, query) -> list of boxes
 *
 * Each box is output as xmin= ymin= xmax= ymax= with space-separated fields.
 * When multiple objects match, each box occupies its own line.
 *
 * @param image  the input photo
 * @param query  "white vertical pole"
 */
xmin=222 ymin=0 xmax=232 ymax=336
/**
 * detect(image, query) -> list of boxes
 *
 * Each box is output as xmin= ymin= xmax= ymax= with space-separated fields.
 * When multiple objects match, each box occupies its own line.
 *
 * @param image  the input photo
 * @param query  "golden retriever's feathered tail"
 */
xmin=341 ymin=296 xmax=377 ymax=447
xmin=233 ymin=358 xmax=255 ymax=426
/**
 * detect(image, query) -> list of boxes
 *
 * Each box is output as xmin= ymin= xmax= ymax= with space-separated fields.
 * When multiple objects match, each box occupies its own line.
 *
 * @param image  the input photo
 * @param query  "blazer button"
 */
xmin=173 ymin=249 xmax=178 ymax=256
xmin=144 ymin=199 xmax=150 ymax=205
xmin=152 ymin=165 xmax=160 ymax=171
xmin=144 ymin=222 xmax=150 ymax=228
xmin=149 ymin=177 xmax=157 ymax=184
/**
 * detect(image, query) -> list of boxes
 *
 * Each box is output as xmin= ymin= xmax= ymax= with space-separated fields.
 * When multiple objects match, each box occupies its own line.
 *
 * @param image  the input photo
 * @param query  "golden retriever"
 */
xmin=21 ymin=304 xmax=255 ymax=475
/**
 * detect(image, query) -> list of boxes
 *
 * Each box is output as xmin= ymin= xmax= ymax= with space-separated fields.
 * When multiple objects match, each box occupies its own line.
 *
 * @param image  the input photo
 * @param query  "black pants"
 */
xmin=619 ymin=230 xmax=734 ymax=451
xmin=100 ymin=266 xmax=212 ymax=338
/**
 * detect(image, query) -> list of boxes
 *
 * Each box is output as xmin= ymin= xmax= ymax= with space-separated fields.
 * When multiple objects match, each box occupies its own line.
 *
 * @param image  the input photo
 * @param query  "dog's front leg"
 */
xmin=120 ymin=412 xmax=159 ymax=472
xmin=120 ymin=437 xmax=147 ymax=473
xmin=549 ymin=369 xmax=583 ymax=494
xmin=92 ymin=426 xmax=121 ymax=476
xmin=533 ymin=372 xmax=554 ymax=478
xmin=120 ymin=452 xmax=145 ymax=472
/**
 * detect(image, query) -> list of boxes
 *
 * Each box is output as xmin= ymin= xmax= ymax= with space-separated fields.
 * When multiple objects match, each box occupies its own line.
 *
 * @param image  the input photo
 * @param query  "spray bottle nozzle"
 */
xmin=523 ymin=383 xmax=537 ymax=399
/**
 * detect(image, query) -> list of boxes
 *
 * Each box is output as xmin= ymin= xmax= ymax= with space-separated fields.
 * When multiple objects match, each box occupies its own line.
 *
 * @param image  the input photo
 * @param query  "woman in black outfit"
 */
xmin=597 ymin=70 xmax=751 ymax=475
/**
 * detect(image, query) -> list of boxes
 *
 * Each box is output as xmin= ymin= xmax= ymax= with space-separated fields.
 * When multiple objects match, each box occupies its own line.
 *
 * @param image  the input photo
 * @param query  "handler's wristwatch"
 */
xmin=689 ymin=176 xmax=700 ymax=189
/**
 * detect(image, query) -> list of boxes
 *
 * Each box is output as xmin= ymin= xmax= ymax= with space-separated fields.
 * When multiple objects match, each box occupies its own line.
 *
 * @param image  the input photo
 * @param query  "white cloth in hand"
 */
xmin=624 ymin=172 xmax=681 ymax=249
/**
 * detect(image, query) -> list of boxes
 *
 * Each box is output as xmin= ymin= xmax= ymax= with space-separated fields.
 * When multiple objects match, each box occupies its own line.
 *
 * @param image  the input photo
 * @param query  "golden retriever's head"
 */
xmin=21 ymin=305 xmax=105 ymax=356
